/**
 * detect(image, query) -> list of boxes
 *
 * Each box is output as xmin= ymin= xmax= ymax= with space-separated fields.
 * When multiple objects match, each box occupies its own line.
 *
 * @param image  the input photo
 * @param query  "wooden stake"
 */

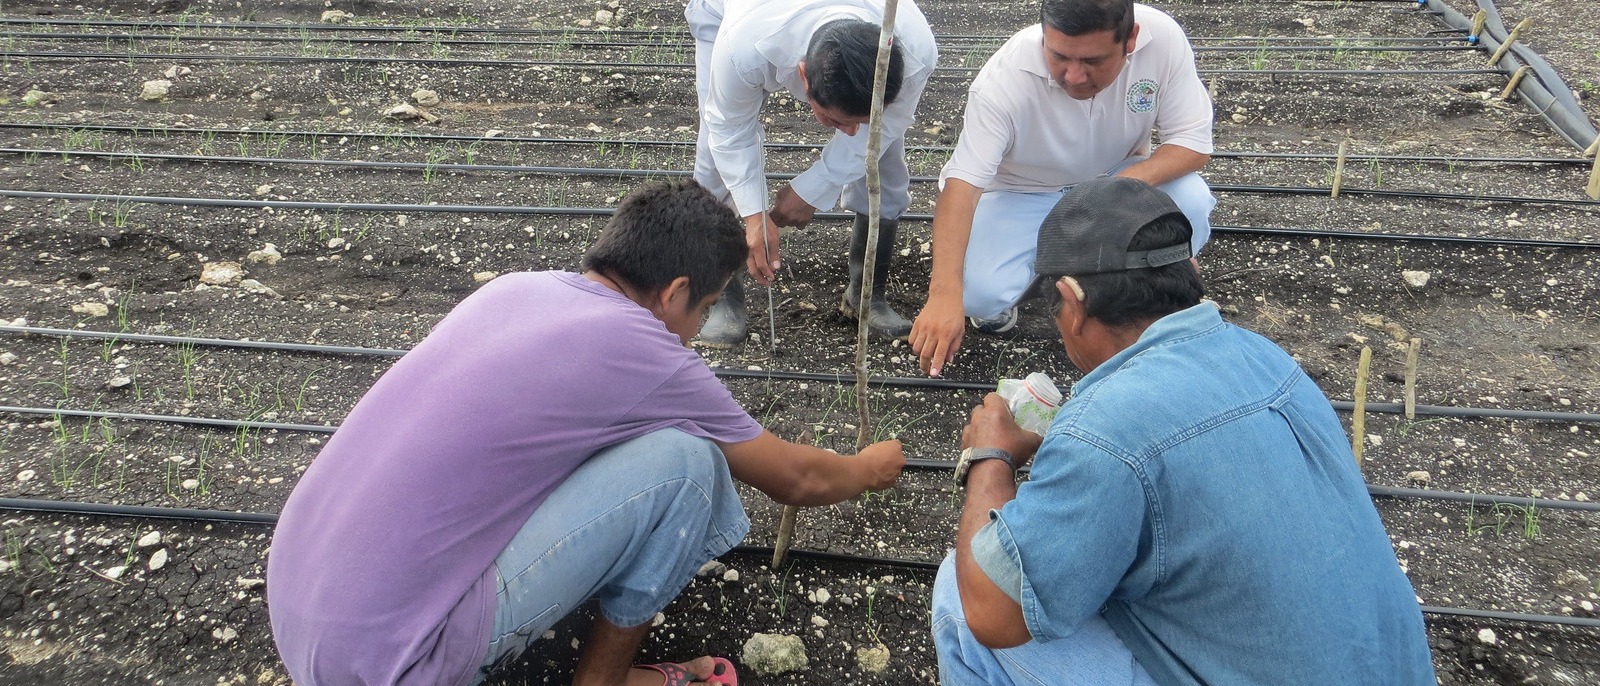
xmin=1352 ymin=346 xmax=1372 ymax=468
xmin=1487 ymin=18 xmax=1533 ymax=68
xmin=1498 ymin=65 xmax=1532 ymax=100
xmin=1469 ymin=10 xmax=1488 ymax=44
xmin=1331 ymin=140 xmax=1349 ymax=198
xmin=1404 ymin=338 xmax=1421 ymax=420
xmin=1586 ymin=135 xmax=1599 ymax=159
xmin=854 ymin=0 xmax=899 ymax=452
xmin=1207 ymin=78 xmax=1219 ymax=99
xmin=771 ymin=427 xmax=812 ymax=568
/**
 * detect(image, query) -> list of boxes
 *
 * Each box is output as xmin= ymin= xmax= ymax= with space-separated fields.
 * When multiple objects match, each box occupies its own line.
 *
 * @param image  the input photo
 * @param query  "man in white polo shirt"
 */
xmin=686 ymin=0 xmax=939 ymax=346
xmin=909 ymin=0 xmax=1215 ymax=377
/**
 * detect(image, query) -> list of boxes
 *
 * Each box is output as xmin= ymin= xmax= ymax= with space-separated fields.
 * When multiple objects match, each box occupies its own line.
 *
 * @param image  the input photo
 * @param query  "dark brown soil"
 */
xmin=1 ymin=0 xmax=1598 ymax=684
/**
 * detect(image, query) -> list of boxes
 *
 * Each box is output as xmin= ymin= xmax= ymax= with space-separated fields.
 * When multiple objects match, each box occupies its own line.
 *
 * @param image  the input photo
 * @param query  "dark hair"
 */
xmin=1042 ymin=213 xmax=1204 ymax=328
xmin=582 ymin=180 xmax=745 ymax=303
xmin=804 ymin=19 xmax=903 ymax=118
xmin=1040 ymin=0 xmax=1135 ymax=42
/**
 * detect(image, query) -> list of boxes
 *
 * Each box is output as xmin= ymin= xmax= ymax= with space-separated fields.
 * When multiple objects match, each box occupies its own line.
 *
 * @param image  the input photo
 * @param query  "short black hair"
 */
xmin=1042 ymin=213 xmax=1204 ymax=328
xmin=804 ymin=19 xmax=903 ymax=118
xmin=1040 ymin=0 xmax=1135 ymax=42
xmin=582 ymin=180 xmax=745 ymax=303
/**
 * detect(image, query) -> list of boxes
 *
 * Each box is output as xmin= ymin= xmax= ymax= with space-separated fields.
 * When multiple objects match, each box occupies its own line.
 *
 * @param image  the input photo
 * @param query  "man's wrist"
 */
xmin=956 ymin=447 xmax=1016 ymax=488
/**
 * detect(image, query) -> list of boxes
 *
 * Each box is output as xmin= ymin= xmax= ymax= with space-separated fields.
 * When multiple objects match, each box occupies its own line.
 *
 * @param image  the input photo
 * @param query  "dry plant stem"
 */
xmin=1404 ymin=338 xmax=1421 ymax=420
xmin=853 ymin=0 xmax=899 ymax=452
xmin=1486 ymin=18 xmax=1533 ymax=68
xmin=1470 ymin=10 xmax=1488 ymax=42
xmin=1331 ymin=140 xmax=1348 ymax=198
xmin=1352 ymin=346 xmax=1373 ymax=468
xmin=1498 ymin=65 xmax=1532 ymax=100
xmin=1587 ymin=135 xmax=1600 ymax=159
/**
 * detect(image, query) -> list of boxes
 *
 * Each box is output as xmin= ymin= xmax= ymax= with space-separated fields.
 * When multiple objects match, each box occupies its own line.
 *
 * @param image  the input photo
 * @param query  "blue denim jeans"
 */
xmin=932 ymin=553 xmax=1157 ymax=686
xmin=961 ymin=161 xmax=1215 ymax=320
xmin=472 ymin=429 xmax=749 ymax=682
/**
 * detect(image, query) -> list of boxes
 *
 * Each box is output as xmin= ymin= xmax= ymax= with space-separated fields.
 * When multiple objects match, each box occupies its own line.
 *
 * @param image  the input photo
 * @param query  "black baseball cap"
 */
xmin=1034 ymin=177 xmax=1193 ymax=276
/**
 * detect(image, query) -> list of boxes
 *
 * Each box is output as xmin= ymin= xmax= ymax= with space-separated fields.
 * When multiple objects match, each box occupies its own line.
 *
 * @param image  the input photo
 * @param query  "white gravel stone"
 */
xmin=107 ymin=376 xmax=133 ymax=389
xmin=855 ymin=642 xmax=891 ymax=673
xmin=16 ymin=469 xmax=35 ymax=482
xmin=137 ymin=531 xmax=162 ymax=548
xmin=0 ymin=352 xmax=16 ymax=365
xmin=200 ymin=261 xmax=244 ymax=286
xmin=384 ymin=103 xmax=440 ymax=124
xmin=147 ymin=548 xmax=168 ymax=571
xmin=327 ymin=237 xmax=347 ymax=249
xmin=472 ymin=271 xmax=499 ymax=284
xmin=22 ymin=89 xmax=56 ymax=107
xmin=696 ymin=560 xmax=726 ymax=577
xmin=235 ymin=577 xmax=266 ymax=590
xmin=321 ymin=10 xmax=353 ymax=23
xmin=809 ymin=615 xmax=829 ymax=628
xmin=1401 ymin=270 xmax=1431 ymax=289
xmin=239 ymin=279 xmax=281 ymax=298
xmin=104 ymin=565 xmax=127 ymax=580
xmin=722 ymin=569 xmax=740 ymax=582
xmin=181 ymin=478 xmax=200 ymax=490
xmin=213 ymin=626 xmax=239 ymax=643
xmin=139 ymin=80 xmax=172 ymax=101
xmin=808 ymin=588 xmax=831 ymax=605
xmin=163 ymin=65 xmax=191 ymax=79
xmin=246 ymin=244 xmax=282 ymax=265
xmin=72 ymin=302 xmax=110 ymax=317
xmin=412 ymin=89 xmax=441 ymax=107
xmin=1405 ymin=470 xmax=1430 ymax=485
xmin=651 ymin=612 xmax=666 ymax=627
xmin=1477 ymin=628 xmax=1497 ymax=644
xmin=742 ymin=633 xmax=808 ymax=675
xmin=595 ymin=9 xmax=615 ymax=24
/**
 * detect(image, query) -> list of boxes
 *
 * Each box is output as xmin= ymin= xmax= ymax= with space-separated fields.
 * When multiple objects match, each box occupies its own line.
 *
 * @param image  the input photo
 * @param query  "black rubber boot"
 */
xmin=697 ymin=278 xmax=747 ymax=348
xmin=840 ymin=214 xmax=913 ymax=339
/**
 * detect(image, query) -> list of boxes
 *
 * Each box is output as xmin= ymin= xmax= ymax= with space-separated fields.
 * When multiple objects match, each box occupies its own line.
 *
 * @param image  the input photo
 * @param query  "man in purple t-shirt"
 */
xmin=267 ymin=180 xmax=906 ymax=686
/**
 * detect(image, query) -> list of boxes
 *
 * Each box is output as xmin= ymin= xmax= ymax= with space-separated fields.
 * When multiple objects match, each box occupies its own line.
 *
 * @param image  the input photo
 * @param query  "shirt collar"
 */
xmin=1071 ymin=302 xmax=1225 ymax=395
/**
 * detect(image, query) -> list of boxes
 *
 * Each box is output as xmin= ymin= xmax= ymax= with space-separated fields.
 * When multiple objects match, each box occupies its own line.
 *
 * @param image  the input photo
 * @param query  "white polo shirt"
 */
xmin=703 ymin=0 xmax=937 ymax=216
xmin=941 ymin=4 xmax=1213 ymax=193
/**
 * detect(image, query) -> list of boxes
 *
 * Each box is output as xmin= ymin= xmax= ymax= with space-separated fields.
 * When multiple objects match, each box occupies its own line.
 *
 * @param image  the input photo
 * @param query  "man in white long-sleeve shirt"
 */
xmin=686 ymin=0 xmax=938 ymax=346
xmin=909 ymin=0 xmax=1216 ymax=377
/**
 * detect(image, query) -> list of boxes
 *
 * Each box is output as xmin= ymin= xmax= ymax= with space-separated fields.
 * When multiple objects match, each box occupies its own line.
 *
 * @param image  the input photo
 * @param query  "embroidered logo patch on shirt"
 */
xmin=1126 ymin=79 xmax=1159 ymax=113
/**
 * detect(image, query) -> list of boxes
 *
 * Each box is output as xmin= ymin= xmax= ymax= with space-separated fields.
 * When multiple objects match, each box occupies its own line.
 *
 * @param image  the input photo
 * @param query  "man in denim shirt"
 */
xmin=932 ymin=177 xmax=1435 ymax=685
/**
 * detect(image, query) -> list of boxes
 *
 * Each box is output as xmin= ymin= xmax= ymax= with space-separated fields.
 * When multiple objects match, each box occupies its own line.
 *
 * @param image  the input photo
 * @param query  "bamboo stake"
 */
xmin=1498 ymin=65 xmax=1532 ymax=100
xmin=1352 ymin=346 xmax=1372 ymax=468
xmin=1469 ymin=10 xmax=1487 ymax=44
xmin=1487 ymin=18 xmax=1532 ymax=68
xmin=771 ymin=427 xmax=812 ymax=568
xmin=1331 ymin=140 xmax=1349 ymax=198
xmin=1587 ymin=135 xmax=1599 ymax=159
xmin=1404 ymin=338 xmax=1421 ymax=420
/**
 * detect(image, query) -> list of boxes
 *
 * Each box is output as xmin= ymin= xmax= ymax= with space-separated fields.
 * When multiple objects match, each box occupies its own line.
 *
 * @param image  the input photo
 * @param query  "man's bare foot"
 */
xmin=628 ymin=656 xmax=723 ymax=685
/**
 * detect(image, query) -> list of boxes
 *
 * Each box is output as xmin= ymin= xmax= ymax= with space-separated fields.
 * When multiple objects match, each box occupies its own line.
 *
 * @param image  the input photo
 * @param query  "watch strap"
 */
xmin=956 ymin=447 xmax=1017 ymax=488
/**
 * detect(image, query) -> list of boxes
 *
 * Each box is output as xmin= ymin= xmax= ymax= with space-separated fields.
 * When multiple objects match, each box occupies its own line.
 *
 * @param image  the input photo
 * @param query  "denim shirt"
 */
xmin=973 ymin=303 xmax=1434 ymax=685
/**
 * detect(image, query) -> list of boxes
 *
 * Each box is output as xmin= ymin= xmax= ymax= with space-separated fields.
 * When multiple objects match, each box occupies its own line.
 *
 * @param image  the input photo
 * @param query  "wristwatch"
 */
xmin=954 ymin=447 xmax=1016 ymax=488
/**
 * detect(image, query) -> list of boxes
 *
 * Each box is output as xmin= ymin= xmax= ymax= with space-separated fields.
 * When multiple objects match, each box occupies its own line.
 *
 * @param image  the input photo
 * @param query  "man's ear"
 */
xmin=797 ymin=60 xmax=810 ymax=90
xmin=1056 ymin=277 xmax=1088 ymax=337
xmin=657 ymin=275 xmax=694 ymax=312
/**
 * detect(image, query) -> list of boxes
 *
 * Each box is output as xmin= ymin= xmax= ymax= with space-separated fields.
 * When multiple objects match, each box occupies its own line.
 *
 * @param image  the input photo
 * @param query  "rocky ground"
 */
xmin=0 ymin=0 xmax=1598 ymax=683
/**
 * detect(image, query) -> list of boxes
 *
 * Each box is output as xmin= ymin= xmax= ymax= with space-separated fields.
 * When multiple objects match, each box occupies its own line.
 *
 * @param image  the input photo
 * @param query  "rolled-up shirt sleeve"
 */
xmin=1152 ymin=31 xmax=1213 ymax=156
xmin=789 ymin=63 xmax=930 ymax=211
xmin=939 ymin=85 xmax=1013 ymax=191
xmin=705 ymin=41 xmax=774 ymax=217
xmin=977 ymin=437 xmax=1149 ymax=642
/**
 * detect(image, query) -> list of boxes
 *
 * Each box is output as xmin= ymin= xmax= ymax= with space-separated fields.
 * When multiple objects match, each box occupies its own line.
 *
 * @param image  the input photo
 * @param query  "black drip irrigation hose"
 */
xmin=2 ymin=123 xmax=1590 ymax=166
xmin=0 ymin=495 xmax=1594 ymax=630
xmin=0 ymin=30 xmax=1480 ymax=53
xmin=0 ymin=49 xmax=1508 ymax=77
xmin=5 ymin=148 xmax=1597 ymax=209
xmin=15 ymin=146 xmax=1600 ymax=209
xmin=6 ymin=325 xmax=1600 ymax=428
xmin=1 ymin=189 xmax=1594 ymax=250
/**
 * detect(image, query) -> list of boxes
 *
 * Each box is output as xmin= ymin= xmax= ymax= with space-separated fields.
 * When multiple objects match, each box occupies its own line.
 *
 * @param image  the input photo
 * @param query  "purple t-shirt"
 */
xmin=267 ymin=271 xmax=762 ymax=686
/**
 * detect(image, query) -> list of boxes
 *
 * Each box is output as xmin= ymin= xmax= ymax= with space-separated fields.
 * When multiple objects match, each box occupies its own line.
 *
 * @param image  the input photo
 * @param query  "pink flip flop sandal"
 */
xmin=637 ymin=657 xmax=738 ymax=686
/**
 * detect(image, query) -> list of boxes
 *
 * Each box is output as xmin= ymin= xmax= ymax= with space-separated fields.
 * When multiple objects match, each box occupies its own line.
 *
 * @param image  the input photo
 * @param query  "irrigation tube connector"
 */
xmin=1421 ymin=0 xmax=1598 ymax=151
xmin=7 ymin=148 xmax=1599 ymax=209
xmin=0 ymin=496 xmax=1595 ymax=630
xmin=4 ymin=122 xmax=1593 ymax=167
xmin=1 ymin=190 xmax=1595 ymax=251
xmin=6 ymin=325 xmax=1600 ymax=426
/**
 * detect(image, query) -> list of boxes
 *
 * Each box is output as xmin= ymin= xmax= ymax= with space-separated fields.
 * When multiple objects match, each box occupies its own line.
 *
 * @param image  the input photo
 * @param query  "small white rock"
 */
xmin=1366 ymin=434 xmax=1383 ymax=447
xmin=1477 ymin=628 xmax=1497 ymax=644
xmin=1401 ymin=270 xmax=1431 ymax=289
xmin=722 ymin=569 xmax=740 ymax=582
xmin=104 ymin=565 xmax=127 ymax=580
xmin=246 ymin=244 xmax=282 ymax=265
xmin=17 ymin=469 xmax=35 ymax=482
xmin=139 ymin=79 xmax=172 ymax=102
xmin=72 ymin=302 xmax=110 ymax=317
xmin=163 ymin=65 xmax=192 ymax=79
xmin=235 ymin=577 xmax=266 ymax=589
xmin=810 ymin=615 xmax=829 ymax=628
xmin=321 ymin=9 xmax=353 ymax=23
xmin=595 ymin=9 xmax=615 ymax=24
xmin=651 ymin=612 xmax=666 ymax=627
xmin=147 ymin=548 xmax=168 ymax=571
xmin=107 ymin=376 xmax=133 ymax=389
xmin=213 ymin=626 xmax=239 ymax=643
xmin=472 ymin=271 xmax=499 ymax=284
xmin=0 ymin=352 xmax=17 ymax=365
xmin=327 ymin=237 xmax=346 ymax=249
xmin=200 ymin=261 xmax=244 ymax=286
xmin=181 ymin=478 xmax=200 ymax=490
xmin=1405 ymin=470 xmax=1430 ymax=485
xmin=137 ymin=531 xmax=161 ymax=548
xmin=412 ymin=89 xmax=441 ymax=107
